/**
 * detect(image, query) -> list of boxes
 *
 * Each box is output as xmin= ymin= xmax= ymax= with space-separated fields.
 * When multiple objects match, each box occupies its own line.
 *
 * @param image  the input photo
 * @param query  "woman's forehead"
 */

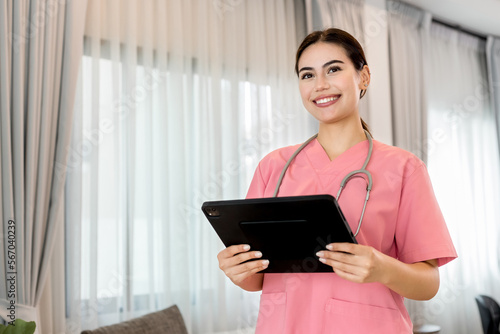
xmin=298 ymin=42 xmax=350 ymax=68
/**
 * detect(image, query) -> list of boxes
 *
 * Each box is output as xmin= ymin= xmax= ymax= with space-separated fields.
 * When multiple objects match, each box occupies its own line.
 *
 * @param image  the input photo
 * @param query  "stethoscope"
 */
xmin=272 ymin=130 xmax=373 ymax=237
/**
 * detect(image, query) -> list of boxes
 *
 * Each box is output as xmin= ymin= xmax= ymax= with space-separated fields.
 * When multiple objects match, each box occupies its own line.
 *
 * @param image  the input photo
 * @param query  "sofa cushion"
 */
xmin=81 ymin=305 xmax=188 ymax=334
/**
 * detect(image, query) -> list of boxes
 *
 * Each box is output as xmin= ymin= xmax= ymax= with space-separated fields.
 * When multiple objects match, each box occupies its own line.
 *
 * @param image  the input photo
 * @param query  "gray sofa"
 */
xmin=81 ymin=305 xmax=188 ymax=334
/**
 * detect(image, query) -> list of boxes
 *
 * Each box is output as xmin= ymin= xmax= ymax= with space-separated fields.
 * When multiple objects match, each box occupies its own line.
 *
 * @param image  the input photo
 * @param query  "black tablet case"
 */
xmin=202 ymin=194 xmax=357 ymax=273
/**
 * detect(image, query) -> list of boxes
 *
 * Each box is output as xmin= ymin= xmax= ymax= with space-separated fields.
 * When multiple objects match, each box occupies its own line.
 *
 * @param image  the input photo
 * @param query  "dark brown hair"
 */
xmin=295 ymin=28 xmax=371 ymax=135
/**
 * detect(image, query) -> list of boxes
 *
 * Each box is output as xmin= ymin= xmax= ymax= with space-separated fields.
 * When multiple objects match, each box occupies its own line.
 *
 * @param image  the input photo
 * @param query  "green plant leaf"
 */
xmin=0 ymin=323 xmax=9 ymax=334
xmin=0 ymin=319 xmax=36 ymax=334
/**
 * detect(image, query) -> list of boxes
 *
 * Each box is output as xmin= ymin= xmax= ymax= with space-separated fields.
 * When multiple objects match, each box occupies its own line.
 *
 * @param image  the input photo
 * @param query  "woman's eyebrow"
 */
xmin=298 ymin=59 xmax=345 ymax=73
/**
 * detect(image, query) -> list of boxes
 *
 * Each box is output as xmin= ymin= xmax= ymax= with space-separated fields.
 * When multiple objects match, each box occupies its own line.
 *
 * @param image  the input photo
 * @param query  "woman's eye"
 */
xmin=301 ymin=73 xmax=313 ymax=80
xmin=328 ymin=66 xmax=341 ymax=73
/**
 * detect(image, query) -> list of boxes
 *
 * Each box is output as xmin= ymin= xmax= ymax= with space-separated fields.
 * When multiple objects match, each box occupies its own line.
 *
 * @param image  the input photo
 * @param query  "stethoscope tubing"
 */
xmin=273 ymin=130 xmax=373 ymax=237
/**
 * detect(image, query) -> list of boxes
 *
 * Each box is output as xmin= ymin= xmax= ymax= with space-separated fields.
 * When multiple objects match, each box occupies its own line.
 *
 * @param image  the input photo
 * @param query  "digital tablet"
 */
xmin=201 ymin=194 xmax=357 ymax=273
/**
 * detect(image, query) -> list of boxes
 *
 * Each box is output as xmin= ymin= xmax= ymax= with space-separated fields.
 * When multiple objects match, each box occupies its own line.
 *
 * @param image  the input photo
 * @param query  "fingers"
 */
xmin=217 ymin=244 xmax=269 ymax=285
xmin=316 ymin=243 xmax=381 ymax=283
xmin=217 ymin=244 xmax=251 ymax=261
xmin=326 ymin=242 xmax=358 ymax=254
xmin=316 ymin=252 xmax=368 ymax=283
xmin=227 ymin=259 xmax=269 ymax=285
xmin=315 ymin=243 xmax=360 ymax=267
xmin=218 ymin=245 xmax=264 ymax=270
xmin=316 ymin=250 xmax=357 ymax=269
xmin=317 ymin=251 xmax=359 ymax=272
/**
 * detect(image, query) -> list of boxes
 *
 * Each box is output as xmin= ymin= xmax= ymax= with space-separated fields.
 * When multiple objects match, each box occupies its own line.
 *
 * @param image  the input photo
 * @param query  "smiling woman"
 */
xmin=296 ymin=41 xmax=370 ymax=160
xmin=216 ymin=28 xmax=458 ymax=334
xmin=295 ymin=29 xmax=372 ymax=152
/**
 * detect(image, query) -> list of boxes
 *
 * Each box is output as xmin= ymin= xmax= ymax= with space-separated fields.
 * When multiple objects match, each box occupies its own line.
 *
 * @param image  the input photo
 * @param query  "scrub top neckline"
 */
xmin=304 ymin=137 xmax=371 ymax=174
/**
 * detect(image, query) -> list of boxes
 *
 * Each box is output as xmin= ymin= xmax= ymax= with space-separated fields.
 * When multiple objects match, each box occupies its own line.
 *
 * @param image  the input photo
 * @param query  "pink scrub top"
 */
xmin=246 ymin=138 xmax=457 ymax=334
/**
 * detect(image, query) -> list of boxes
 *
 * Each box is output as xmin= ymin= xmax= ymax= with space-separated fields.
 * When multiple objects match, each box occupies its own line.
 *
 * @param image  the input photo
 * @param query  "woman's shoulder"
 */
xmin=372 ymin=140 xmax=426 ymax=175
xmin=247 ymin=144 xmax=303 ymax=195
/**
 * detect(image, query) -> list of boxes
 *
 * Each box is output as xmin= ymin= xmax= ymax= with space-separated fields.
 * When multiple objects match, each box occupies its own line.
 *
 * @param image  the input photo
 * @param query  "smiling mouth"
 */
xmin=314 ymin=95 xmax=340 ymax=105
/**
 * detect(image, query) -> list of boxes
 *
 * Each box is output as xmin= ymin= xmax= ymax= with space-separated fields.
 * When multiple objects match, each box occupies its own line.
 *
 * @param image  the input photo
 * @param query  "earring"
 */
xmin=364 ymin=84 xmax=368 ymax=87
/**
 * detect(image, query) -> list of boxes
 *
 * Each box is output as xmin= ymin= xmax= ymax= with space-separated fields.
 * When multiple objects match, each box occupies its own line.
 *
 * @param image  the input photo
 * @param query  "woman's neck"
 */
xmin=317 ymin=122 xmax=367 ymax=161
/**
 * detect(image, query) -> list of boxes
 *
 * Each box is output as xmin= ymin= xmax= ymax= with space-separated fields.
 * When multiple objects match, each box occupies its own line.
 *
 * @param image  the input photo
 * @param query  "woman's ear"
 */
xmin=358 ymin=65 xmax=371 ymax=89
xmin=358 ymin=65 xmax=371 ymax=98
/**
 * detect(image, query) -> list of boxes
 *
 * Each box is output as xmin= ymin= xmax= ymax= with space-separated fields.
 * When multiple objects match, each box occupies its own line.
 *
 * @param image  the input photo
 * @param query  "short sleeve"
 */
xmin=245 ymin=147 xmax=291 ymax=199
xmin=395 ymin=163 xmax=457 ymax=266
xmin=246 ymin=163 xmax=267 ymax=199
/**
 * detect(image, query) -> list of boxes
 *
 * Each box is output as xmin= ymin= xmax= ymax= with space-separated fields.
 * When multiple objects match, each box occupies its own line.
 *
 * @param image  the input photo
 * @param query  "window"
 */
xmin=73 ymin=38 xmax=308 ymax=333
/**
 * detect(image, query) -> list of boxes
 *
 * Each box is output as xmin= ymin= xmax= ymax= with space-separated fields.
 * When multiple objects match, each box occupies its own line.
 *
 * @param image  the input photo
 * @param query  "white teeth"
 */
xmin=316 ymin=96 xmax=339 ymax=104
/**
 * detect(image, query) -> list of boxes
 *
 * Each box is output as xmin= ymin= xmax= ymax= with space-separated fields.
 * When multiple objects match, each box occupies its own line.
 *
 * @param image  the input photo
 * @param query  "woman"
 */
xmin=217 ymin=28 xmax=457 ymax=333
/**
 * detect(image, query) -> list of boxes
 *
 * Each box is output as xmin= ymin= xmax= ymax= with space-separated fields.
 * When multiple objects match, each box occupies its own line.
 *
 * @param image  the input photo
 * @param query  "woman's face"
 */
xmin=297 ymin=42 xmax=369 ymax=126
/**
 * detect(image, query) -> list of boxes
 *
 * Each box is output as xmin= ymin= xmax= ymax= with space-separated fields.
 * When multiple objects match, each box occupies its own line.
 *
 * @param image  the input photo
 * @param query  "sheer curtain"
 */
xmin=423 ymin=23 xmax=500 ymax=334
xmin=305 ymin=0 xmax=365 ymax=40
xmin=487 ymin=37 xmax=500 ymax=150
xmin=385 ymin=3 xmax=432 ymax=327
xmin=66 ymin=1 xmax=312 ymax=333
xmin=386 ymin=1 xmax=429 ymax=162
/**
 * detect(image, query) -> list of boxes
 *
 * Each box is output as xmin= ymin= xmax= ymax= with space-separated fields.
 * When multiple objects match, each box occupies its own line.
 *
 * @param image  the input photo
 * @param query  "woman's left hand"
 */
xmin=317 ymin=242 xmax=440 ymax=300
xmin=316 ymin=242 xmax=389 ymax=284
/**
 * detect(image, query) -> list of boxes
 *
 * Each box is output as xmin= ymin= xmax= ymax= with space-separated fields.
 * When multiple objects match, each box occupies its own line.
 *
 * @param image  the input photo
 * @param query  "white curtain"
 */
xmin=487 ymin=37 xmax=500 ymax=151
xmin=66 ymin=1 xmax=312 ymax=333
xmin=385 ymin=3 xmax=432 ymax=327
xmin=423 ymin=23 xmax=500 ymax=334
xmin=305 ymin=0 xmax=364 ymax=42
xmin=386 ymin=1 xmax=429 ymax=162
xmin=0 ymin=0 xmax=87 ymax=333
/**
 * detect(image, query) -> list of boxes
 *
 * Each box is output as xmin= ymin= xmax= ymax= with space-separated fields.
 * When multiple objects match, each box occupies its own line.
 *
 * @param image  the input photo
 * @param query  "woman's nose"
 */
xmin=314 ymin=75 xmax=330 ymax=91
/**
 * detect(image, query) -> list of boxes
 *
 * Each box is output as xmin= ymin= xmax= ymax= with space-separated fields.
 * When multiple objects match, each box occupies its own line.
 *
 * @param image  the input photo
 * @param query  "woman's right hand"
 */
xmin=217 ymin=244 xmax=268 ymax=290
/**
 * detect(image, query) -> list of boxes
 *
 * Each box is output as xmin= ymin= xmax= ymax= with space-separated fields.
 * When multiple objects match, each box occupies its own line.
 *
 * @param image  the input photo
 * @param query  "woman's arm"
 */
xmin=238 ymin=273 xmax=265 ymax=292
xmin=316 ymin=243 xmax=440 ymax=300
